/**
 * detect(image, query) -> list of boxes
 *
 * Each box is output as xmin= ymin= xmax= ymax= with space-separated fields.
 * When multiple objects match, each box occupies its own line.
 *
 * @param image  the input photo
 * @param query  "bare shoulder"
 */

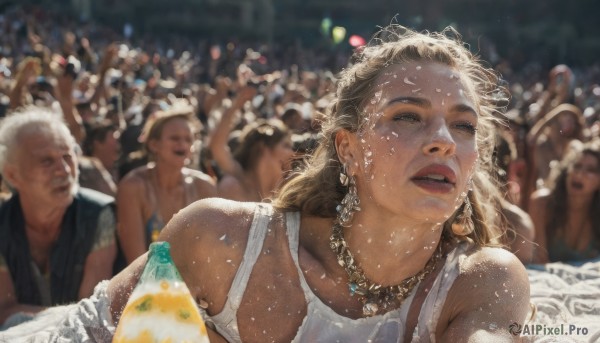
xmin=217 ymin=174 xmax=243 ymax=189
xmin=458 ymin=246 xmax=529 ymax=285
xmin=157 ymin=198 xmax=262 ymax=312
xmin=216 ymin=174 xmax=246 ymax=199
xmin=183 ymin=167 xmax=217 ymax=186
xmin=117 ymin=165 xmax=149 ymax=189
xmin=159 ymin=197 xmax=257 ymax=245
xmin=439 ymin=246 xmax=531 ymax=341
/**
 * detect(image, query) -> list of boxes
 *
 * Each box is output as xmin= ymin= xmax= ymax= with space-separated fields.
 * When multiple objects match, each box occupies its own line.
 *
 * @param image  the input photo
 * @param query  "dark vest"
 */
xmin=0 ymin=188 xmax=114 ymax=306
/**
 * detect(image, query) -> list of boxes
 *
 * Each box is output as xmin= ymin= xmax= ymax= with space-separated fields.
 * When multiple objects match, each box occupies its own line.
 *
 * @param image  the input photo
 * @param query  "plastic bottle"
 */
xmin=113 ymin=241 xmax=210 ymax=342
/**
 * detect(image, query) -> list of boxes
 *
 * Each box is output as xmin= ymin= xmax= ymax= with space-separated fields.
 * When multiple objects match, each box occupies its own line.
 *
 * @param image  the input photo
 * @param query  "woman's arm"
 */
xmin=439 ymin=248 xmax=531 ymax=342
xmin=207 ymin=86 xmax=256 ymax=177
xmin=108 ymin=197 xmax=254 ymax=339
xmin=116 ymin=174 xmax=148 ymax=265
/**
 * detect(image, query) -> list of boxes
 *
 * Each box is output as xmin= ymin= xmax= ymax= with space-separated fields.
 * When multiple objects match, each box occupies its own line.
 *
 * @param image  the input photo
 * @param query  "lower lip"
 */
xmin=570 ymin=182 xmax=584 ymax=190
xmin=411 ymin=179 xmax=454 ymax=194
xmin=55 ymin=185 xmax=70 ymax=193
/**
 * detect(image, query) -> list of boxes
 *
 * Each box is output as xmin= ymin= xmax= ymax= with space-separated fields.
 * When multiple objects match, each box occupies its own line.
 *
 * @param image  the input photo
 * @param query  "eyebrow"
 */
xmin=387 ymin=96 xmax=478 ymax=117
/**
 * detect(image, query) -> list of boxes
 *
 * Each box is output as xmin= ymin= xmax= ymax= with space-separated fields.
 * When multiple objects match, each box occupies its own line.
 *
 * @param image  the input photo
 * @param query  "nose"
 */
xmin=55 ymin=157 xmax=72 ymax=176
xmin=422 ymin=121 xmax=456 ymax=157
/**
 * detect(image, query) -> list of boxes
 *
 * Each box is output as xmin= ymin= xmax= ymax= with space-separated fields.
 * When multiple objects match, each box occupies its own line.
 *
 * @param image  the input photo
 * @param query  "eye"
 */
xmin=393 ymin=113 xmax=421 ymax=123
xmin=40 ymin=158 xmax=53 ymax=166
xmin=453 ymin=121 xmax=478 ymax=135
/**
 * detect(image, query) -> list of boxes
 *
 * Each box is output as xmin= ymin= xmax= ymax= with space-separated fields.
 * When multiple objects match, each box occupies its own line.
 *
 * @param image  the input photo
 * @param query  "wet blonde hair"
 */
xmin=273 ymin=25 xmax=507 ymax=247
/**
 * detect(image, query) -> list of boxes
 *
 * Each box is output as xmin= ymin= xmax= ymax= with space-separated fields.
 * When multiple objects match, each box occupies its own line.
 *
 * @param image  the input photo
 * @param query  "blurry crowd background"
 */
xmin=0 ymin=0 xmax=599 ymax=280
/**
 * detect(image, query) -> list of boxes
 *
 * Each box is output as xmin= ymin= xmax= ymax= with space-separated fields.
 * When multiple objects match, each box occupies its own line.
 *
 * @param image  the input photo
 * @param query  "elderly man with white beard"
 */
xmin=0 ymin=106 xmax=116 ymax=328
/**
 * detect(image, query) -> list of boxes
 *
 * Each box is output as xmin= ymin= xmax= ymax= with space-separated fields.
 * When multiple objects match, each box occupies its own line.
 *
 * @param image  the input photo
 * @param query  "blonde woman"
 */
xmin=109 ymin=26 xmax=530 ymax=342
xmin=116 ymin=109 xmax=217 ymax=265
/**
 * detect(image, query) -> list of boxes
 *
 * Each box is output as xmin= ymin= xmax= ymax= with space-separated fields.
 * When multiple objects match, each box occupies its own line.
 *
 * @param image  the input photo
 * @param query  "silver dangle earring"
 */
xmin=336 ymin=164 xmax=360 ymax=227
xmin=452 ymin=195 xmax=474 ymax=236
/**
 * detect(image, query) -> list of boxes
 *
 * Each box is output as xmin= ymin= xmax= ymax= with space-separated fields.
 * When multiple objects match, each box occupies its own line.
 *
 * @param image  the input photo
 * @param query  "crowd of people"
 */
xmin=0 ymin=4 xmax=599 ymax=341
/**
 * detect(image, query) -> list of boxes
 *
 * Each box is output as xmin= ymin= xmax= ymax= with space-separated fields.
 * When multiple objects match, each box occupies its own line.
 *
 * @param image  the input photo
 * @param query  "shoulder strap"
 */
xmin=412 ymin=241 xmax=471 ymax=342
xmin=209 ymin=203 xmax=273 ymax=342
xmin=285 ymin=211 xmax=313 ymax=299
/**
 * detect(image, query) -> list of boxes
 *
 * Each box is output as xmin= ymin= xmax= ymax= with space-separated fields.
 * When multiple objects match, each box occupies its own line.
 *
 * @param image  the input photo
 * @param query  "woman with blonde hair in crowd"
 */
xmin=107 ymin=24 xmax=530 ymax=341
xmin=529 ymin=139 xmax=600 ymax=263
xmin=116 ymin=107 xmax=217 ymax=265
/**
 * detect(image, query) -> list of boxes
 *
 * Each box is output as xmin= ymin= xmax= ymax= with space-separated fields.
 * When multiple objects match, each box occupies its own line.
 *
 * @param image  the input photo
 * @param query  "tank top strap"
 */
xmin=284 ymin=211 xmax=313 ymax=301
xmin=412 ymin=240 xmax=472 ymax=342
xmin=208 ymin=203 xmax=273 ymax=343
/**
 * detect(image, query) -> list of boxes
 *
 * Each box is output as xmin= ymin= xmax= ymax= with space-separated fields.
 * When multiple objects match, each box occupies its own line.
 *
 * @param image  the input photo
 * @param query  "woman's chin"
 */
xmin=405 ymin=202 xmax=457 ymax=224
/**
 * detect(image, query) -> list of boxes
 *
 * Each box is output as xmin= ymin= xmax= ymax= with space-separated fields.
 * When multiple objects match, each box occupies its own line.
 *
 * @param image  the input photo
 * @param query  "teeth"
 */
xmin=426 ymin=174 xmax=446 ymax=181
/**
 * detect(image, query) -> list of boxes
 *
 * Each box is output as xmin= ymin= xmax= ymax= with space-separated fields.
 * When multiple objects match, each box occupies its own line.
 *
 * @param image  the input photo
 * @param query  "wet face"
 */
xmin=347 ymin=61 xmax=479 ymax=223
xmin=567 ymin=153 xmax=600 ymax=196
xmin=150 ymin=117 xmax=194 ymax=167
xmin=6 ymin=128 xmax=78 ymax=208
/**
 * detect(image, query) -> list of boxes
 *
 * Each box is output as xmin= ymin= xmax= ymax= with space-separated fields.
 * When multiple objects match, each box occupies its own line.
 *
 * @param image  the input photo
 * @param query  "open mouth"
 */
xmin=412 ymin=174 xmax=453 ymax=184
xmin=571 ymin=181 xmax=584 ymax=190
xmin=411 ymin=164 xmax=457 ymax=194
xmin=173 ymin=150 xmax=187 ymax=157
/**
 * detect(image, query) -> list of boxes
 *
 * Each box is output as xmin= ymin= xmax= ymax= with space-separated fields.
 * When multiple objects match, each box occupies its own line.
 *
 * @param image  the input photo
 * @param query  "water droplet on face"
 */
xmin=489 ymin=323 xmax=498 ymax=330
xmin=416 ymin=66 xmax=422 ymax=70
xmin=435 ymin=88 xmax=441 ymax=93
xmin=403 ymin=77 xmax=416 ymax=85
xmin=393 ymin=74 xmax=397 ymax=78
xmin=370 ymin=174 xmax=375 ymax=180
xmin=370 ymin=90 xmax=383 ymax=105
xmin=495 ymin=291 xmax=500 ymax=298
xmin=446 ymin=93 xmax=451 ymax=97
xmin=391 ymin=131 xmax=398 ymax=137
xmin=366 ymin=150 xmax=372 ymax=157
xmin=401 ymin=67 xmax=407 ymax=71
xmin=411 ymin=88 xmax=421 ymax=93
xmin=219 ymin=234 xmax=227 ymax=240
